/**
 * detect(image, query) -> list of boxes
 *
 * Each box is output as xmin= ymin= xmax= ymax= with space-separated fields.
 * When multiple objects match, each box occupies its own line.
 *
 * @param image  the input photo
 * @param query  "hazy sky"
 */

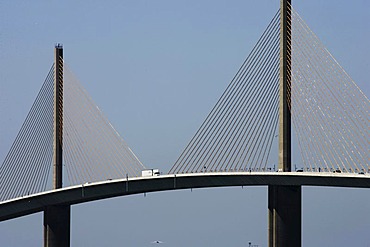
xmin=1 ymin=0 xmax=369 ymax=246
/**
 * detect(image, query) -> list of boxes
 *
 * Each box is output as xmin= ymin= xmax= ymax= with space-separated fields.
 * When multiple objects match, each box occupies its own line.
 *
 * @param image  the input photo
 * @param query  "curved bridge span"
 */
xmin=1 ymin=172 xmax=369 ymax=222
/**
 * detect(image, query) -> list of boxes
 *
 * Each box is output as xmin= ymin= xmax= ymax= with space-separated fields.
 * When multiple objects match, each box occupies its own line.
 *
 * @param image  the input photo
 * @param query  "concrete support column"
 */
xmin=268 ymin=186 xmax=301 ymax=247
xmin=44 ymin=44 xmax=70 ymax=247
xmin=44 ymin=206 xmax=71 ymax=247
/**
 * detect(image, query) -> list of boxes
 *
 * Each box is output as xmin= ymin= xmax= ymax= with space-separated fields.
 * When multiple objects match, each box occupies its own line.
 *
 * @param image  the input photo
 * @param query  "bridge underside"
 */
xmin=1 ymin=172 xmax=369 ymax=222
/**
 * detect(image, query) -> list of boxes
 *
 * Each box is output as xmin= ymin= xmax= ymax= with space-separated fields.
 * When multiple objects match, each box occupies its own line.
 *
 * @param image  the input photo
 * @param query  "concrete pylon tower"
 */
xmin=268 ymin=1 xmax=302 ymax=247
xmin=278 ymin=0 xmax=291 ymax=172
xmin=53 ymin=44 xmax=63 ymax=189
xmin=44 ymin=44 xmax=71 ymax=247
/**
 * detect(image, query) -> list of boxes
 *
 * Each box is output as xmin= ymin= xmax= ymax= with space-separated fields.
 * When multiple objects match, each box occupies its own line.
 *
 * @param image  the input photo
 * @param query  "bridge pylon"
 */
xmin=44 ymin=44 xmax=71 ymax=247
xmin=268 ymin=0 xmax=301 ymax=246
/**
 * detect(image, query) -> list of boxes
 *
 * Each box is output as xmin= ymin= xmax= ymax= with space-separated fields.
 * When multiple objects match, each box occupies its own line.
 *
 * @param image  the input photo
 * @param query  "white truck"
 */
xmin=141 ymin=169 xmax=160 ymax=177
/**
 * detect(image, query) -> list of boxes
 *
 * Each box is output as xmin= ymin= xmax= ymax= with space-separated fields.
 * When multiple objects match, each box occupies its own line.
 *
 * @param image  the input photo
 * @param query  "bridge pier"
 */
xmin=44 ymin=206 xmax=71 ymax=247
xmin=268 ymin=185 xmax=301 ymax=247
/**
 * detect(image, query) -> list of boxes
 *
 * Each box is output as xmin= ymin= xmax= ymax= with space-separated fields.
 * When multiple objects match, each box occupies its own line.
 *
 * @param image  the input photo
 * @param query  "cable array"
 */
xmin=0 ymin=61 xmax=146 ymax=201
xmin=63 ymin=64 xmax=145 ymax=185
xmin=0 ymin=66 xmax=55 ymax=201
xmin=169 ymin=11 xmax=281 ymax=174
xmin=290 ymin=3 xmax=369 ymax=173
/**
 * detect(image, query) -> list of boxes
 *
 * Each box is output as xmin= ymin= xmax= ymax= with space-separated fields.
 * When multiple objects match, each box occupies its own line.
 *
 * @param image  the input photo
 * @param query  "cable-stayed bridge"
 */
xmin=0 ymin=1 xmax=369 ymax=247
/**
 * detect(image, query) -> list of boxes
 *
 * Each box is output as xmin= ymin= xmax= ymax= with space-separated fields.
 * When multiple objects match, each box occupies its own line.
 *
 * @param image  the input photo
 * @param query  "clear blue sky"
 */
xmin=1 ymin=0 xmax=369 ymax=246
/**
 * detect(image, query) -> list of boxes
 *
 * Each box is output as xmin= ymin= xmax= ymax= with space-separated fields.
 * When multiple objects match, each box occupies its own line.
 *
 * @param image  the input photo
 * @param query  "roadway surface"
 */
xmin=1 ymin=172 xmax=370 ymax=221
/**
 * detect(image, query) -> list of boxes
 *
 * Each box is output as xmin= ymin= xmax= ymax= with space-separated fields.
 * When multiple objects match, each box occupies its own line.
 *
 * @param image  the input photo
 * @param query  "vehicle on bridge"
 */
xmin=142 ymin=169 xmax=160 ymax=177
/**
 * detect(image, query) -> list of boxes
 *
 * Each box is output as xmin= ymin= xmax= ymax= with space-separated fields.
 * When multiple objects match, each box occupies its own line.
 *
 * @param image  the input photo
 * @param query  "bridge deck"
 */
xmin=1 ymin=172 xmax=369 ymax=222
